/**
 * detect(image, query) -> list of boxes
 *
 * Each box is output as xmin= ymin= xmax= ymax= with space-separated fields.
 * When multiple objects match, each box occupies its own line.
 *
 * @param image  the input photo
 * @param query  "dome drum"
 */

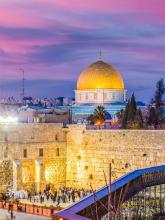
xmin=75 ymin=89 xmax=126 ymax=105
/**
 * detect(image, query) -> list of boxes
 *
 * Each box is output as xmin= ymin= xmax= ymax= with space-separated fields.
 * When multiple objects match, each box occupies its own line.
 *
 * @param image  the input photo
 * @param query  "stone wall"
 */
xmin=0 ymin=160 xmax=12 ymax=191
xmin=66 ymin=125 xmax=165 ymax=189
xmin=0 ymin=123 xmax=67 ymax=192
xmin=0 ymin=123 xmax=165 ymax=192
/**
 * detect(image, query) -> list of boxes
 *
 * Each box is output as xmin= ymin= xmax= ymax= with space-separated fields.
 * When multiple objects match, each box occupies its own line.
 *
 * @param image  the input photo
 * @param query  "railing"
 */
xmin=53 ymin=165 xmax=165 ymax=220
xmin=0 ymin=201 xmax=62 ymax=217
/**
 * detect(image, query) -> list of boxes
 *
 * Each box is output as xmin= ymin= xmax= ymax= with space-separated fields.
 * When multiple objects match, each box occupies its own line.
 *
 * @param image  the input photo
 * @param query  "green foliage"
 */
xmin=87 ymin=114 xmax=96 ymax=125
xmin=147 ymin=107 xmax=158 ymax=128
xmin=116 ymin=109 xmax=124 ymax=120
xmin=87 ymin=106 xmax=107 ymax=125
xmin=135 ymin=108 xmax=144 ymax=128
xmin=154 ymin=78 xmax=165 ymax=108
xmin=119 ymin=94 xmax=144 ymax=129
xmin=94 ymin=106 xmax=106 ymax=122
xmin=147 ymin=78 xmax=165 ymax=128
xmin=121 ymin=101 xmax=129 ymax=129
xmin=128 ymin=93 xmax=137 ymax=121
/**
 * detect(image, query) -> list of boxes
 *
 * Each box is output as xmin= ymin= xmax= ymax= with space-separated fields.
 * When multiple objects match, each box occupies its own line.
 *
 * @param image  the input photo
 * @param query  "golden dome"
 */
xmin=77 ymin=60 xmax=124 ymax=90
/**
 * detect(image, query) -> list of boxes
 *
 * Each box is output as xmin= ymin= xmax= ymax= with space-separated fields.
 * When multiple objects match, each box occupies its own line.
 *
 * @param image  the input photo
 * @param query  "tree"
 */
xmin=87 ymin=106 xmax=107 ymax=125
xmin=147 ymin=107 xmax=158 ymax=128
xmin=128 ymin=93 xmax=137 ymax=122
xmin=119 ymin=94 xmax=144 ymax=129
xmin=154 ymin=78 xmax=165 ymax=109
xmin=121 ymin=101 xmax=129 ymax=129
xmin=93 ymin=106 xmax=106 ymax=124
xmin=87 ymin=114 xmax=96 ymax=125
xmin=133 ymin=108 xmax=144 ymax=129
xmin=116 ymin=109 xmax=124 ymax=120
xmin=147 ymin=79 xmax=165 ymax=128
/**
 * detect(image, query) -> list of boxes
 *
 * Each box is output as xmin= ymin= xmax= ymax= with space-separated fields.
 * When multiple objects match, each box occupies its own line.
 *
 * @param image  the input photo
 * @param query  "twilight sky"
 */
xmin=0 ymin=0 xmax=165 ymax=102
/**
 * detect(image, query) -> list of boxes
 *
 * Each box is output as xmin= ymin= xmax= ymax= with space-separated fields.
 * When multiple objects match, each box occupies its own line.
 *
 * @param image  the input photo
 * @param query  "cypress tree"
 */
xmin=128 ymin=93 xmax=137 ymax=122
xmin=120 ymin=94 xmax=144 ymax=129
xmin=136 ymin=108 xmax=144 ymax=128
xmin=147 ymin=78 xmax=165 ymax=127
xmin=147 ymin=107 xmax=158 ymax=128
xmin=122 ymin=101 xmax=129 ymax=129
xmin=154 ymin=78 xmax=165 ymax=109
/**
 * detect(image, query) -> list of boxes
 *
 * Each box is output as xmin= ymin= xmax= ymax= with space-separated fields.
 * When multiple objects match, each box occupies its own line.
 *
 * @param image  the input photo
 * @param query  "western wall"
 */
xmin=0 ymin=123 xmax=164 ymax=192
xmin=0 ymin=123 xmax=67 ymax=192
xmin=66 ymin=125 xmax=165 ymax=189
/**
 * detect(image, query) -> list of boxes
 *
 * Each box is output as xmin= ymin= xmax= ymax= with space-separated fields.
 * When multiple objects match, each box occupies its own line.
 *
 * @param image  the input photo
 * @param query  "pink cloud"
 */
xmin=0 ymin=36 xmax=62 ymax=53
xmin=34 ymin=0 xmax=165 ymax=15
xmin=1 ymin=0 xmax=164 ymax=32
xmin=0 ymin=0 xmax=164 ymax=99
xmin=0 ymin=4 xmax=51 ymax=28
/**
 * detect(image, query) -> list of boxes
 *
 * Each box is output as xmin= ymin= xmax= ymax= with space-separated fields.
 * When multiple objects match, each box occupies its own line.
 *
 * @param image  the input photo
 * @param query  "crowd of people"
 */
xmin=27 ymin=187 xmax=91 ymax=206
xmin=0 ymin=187 xmax=92 ymax=219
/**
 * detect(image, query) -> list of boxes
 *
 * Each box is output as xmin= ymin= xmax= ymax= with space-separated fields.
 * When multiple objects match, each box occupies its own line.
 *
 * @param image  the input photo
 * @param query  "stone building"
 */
xmin=72 ymin=59 xmax=127 ymax=123
xmin=18 ymin=106 xmax=70 ymax=124
xmin=0 ymin=123 xmax=164 ymax=192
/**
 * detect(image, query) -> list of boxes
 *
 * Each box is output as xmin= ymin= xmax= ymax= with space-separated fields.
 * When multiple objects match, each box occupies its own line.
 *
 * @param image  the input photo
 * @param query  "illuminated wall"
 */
xmin=66 ymin=125 xmax=165 ymax=189
xmin=0 ymin=123 xmax=67 ymax=192
xmin=0 ymin=123 xmax=165 ymax=192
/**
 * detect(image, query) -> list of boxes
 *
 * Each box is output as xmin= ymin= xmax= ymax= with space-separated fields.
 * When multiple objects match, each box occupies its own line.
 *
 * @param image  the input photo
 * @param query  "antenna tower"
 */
xmin=20 ymin=68 xmax=25 ymax=102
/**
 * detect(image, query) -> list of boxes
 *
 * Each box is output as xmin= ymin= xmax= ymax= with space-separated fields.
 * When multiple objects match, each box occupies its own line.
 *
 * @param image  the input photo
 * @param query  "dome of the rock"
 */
xmin=75 ymin=60 xmax=126 ymax=105
xmin=77 ymin=60 xmax=124 ymax=91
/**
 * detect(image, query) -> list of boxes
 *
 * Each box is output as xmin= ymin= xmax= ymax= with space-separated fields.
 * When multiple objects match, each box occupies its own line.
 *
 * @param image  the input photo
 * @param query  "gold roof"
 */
xmin=77 ymin=60 xmax=124 ymax=90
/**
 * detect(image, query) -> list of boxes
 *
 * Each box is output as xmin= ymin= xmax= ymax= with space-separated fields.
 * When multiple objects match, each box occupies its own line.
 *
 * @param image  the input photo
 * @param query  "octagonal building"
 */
xmin=68 ymin=60 xmax=128 ymax=123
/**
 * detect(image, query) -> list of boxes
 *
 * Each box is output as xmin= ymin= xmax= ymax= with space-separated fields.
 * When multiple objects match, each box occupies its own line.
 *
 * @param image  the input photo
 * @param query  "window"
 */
xmin=23 ymin=149 xmax=27 ymax=158
xmin=103 ymin=93 xmax=108 ymax=100
xmin=39 ymin=148 xmax=43 ymax=157
xmin=94 ymin=93 xmax=97 ymax=100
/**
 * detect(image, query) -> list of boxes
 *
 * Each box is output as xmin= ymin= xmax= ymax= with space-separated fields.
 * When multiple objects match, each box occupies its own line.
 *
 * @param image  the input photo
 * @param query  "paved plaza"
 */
xmin=0 ymin=209 xmax=50 ymax=220
xmin=19 ymin=198 xmax=76 ymax=209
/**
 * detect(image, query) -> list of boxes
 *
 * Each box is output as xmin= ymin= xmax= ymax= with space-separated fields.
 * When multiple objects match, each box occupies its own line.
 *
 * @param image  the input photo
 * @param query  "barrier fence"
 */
xmin=0 ymin=201 xmax=63 ymax=218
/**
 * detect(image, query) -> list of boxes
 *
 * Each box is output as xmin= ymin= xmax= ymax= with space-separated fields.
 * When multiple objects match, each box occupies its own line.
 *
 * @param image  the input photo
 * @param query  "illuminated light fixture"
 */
xmin=95 ymin=119 xmax=102 ymax=126
xmin=0 ymin=116 xmax=18 ymax=123
xmin=111 ymin=118 xmax=117 ymax=126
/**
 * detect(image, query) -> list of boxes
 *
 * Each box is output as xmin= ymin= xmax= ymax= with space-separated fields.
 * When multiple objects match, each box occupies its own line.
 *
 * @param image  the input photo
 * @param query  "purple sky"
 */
xmin=0 ymin=0 xmax=165 ymax=101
